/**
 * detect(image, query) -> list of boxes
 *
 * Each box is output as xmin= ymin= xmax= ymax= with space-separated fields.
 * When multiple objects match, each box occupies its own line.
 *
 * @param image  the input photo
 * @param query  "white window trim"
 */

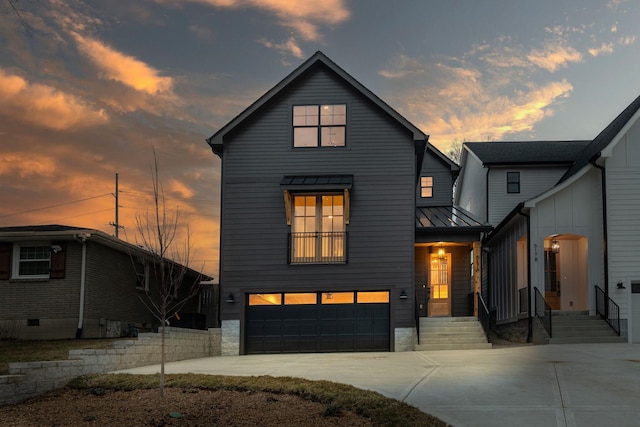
xmin=12 ymin=242 xmax=51 ymax=280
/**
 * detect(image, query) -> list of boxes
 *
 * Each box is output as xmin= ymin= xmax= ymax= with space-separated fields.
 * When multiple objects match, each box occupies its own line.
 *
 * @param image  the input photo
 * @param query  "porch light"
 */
xmin=226 ymin=293 xmax=235 ymax=303
xmin=551 ymin=239 xmax=560 ymax=253
xmin=399 ymin=289 xmax=408 ymax=299
xmin=438 ymin=247 xmax=446 ymax=260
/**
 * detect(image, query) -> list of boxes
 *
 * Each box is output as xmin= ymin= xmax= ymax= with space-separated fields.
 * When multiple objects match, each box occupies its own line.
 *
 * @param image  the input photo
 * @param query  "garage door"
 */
xmin=245 ymin=291 xmax=390 ymax=354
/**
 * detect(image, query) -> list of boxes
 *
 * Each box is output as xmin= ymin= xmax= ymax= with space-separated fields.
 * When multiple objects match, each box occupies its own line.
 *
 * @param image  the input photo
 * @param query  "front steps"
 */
xmin=548 ymin=311 xmax=626 ymax=344
xmin=415 ymin=317 xmax=492 ymax=351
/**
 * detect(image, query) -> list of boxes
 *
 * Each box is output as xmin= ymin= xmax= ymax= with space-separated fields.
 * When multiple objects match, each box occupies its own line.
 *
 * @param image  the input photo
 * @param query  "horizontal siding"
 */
xmin=220 ymin=65 xmax=416 ymax=330
xmin=488 ymin=166 xmax=568 ymax=225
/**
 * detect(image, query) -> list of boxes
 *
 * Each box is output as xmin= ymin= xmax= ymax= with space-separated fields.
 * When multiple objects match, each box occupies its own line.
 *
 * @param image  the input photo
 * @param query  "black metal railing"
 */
xmin=477 ymin=292 xmax=490 ymax=336
xmin=414 ymin=291 xmax=421 ymax=344
xmin=595 ymin=285 xmax=621 ymax=336
xmin=534 ymin=287 xmax=552 ymax=338
xmin=288 ymin=232 xmax=347 ymax=264
xmin=519 ymin=287 xmax=528 ymax=314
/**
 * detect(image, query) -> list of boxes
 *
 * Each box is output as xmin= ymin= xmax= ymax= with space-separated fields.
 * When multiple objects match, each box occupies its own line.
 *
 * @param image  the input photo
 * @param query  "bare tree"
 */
xmin=446 ymin=140 xmax=464 ymax=164
xmin=132 ymin=149 xmax=204 ymax=396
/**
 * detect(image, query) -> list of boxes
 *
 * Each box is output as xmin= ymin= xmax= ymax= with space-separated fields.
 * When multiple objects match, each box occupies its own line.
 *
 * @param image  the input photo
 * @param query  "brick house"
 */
xmin=0 ymin=225 xmax=212 ymax=340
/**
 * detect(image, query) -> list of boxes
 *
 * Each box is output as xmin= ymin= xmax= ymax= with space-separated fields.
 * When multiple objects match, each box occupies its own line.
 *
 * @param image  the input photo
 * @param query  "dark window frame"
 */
xmin=507 ymin=171 xmax=520 ymax=194
xmin=292 ymin=104 xmax=346 ymax=148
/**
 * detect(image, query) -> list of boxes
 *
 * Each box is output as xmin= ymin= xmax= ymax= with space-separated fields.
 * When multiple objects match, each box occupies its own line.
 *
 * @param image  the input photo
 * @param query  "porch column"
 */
xmin=473 ymin=241 xmax=482 ymax=317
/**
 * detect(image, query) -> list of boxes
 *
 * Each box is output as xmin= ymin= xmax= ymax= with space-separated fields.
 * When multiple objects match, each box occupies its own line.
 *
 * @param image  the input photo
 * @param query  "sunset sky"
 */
xmin=1 ymin=0 xmax=639 ymax=279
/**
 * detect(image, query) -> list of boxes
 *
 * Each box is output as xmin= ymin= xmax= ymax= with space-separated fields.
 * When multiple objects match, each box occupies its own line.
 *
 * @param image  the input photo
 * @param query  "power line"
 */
xmin=35 ymin=208 xmax=115 ymax=224
xmin=0 ymin=193 xmax=113 ymax=219
xmin=120 ymin=189 xmax=217 ymax=205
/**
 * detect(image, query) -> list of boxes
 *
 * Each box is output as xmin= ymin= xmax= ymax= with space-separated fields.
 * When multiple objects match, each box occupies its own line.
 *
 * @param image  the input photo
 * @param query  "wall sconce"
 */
xmin=399 ymin=289 xmax=408 ymax=299
xmin=437 ymin=247 xmax=446 ymax=260
xmin=225 ymin=293 xmax=235 ymax=303
xmin=617 ymin=281 xmax=626 ymax=289
xmin=551 ymin=239 xmax=560 ymax=254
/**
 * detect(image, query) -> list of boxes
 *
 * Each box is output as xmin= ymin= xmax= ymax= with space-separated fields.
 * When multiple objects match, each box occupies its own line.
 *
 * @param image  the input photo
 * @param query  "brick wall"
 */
xmin=0 ymin=327 xmax=222 ymax=406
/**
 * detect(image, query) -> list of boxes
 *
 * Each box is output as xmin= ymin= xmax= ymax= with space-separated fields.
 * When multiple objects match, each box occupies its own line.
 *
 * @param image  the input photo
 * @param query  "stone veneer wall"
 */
xmin=221 ymin=319 xmax=240 ymax=355
xmin=0 ymin=327 xmax=221 ymax=406
xmin=394 ymin=327 xmax=416 ymax=351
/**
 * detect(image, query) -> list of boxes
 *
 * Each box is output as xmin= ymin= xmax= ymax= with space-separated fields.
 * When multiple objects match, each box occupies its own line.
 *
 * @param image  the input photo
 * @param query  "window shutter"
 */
xmin=50 ymin=241 xmax=66 ymax=279
xmin=0 ymin=243 xmax=11 ymax=280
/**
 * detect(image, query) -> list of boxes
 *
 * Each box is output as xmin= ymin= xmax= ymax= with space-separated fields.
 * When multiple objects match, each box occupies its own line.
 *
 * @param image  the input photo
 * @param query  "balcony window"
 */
xmin=290 ymin=194 xmax=346 ymax=263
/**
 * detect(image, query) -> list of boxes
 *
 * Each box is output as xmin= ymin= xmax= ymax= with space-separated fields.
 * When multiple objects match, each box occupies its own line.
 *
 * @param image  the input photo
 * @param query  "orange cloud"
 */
xmin=527 ymin=42 xmax=583 ymax=71
xmin=589 ymin=43 xmax=615 ymax=56
xmin=0 ymin=68 xmax=108 ymax=130
xmin=258 ymin=37 xmax=304 ymax=59
xmin=379 ymin=54 xmax=574 ymax=152
xmin=72 ymin=33 xmax=174 ymax=95
xmin=164 ymin=0 xmax=349 ymax=41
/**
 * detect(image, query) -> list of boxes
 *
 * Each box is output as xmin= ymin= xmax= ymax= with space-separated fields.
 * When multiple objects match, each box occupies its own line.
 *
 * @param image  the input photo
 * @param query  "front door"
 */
xmin=428 ymin=253 xmax=451 ymax=316
xmin=544 ymin=250 xmax=561 ymax=310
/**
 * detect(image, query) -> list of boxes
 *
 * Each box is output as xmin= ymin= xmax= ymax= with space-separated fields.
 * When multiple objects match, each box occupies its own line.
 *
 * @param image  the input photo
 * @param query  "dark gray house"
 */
xmin=0 ymin=225 xmax=212 ymax=340
xmin=207 ymin=52 xmax=490 ymax=355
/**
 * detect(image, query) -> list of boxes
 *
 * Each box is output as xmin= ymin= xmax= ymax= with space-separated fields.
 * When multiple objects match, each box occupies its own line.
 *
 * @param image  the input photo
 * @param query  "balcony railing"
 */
xmin=595 ymin=285 xmax=621 ymax=336
xmin=534 ymin=287 xmax=552 ymax=338
xmin=289 ymin=231 xmax=347 ymax=264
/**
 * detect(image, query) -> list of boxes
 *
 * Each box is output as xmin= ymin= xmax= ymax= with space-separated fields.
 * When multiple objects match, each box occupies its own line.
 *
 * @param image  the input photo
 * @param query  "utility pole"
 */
xmin=109 ymin=173 xmax=124 ymax=238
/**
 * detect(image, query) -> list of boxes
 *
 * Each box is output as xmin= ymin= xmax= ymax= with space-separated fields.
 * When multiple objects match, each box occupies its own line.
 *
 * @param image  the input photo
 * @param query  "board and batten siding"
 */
xmin=487 ymin=166 xmax=570 ymax=226
xmin=219 ymin=65 xmax=417 ymax=336
xmin=456 ymin=152 xmax=487 ymax=221
xmin=606 ymin=120 xmax=640 ymax=320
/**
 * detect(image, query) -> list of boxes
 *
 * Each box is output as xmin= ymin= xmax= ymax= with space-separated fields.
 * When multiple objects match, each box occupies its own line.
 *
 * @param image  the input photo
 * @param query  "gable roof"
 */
xmin=206 ymin=51 xmax=428 ymax=156
xmin=465 ymin=140 xmax=590 ymax=166
xmin=558 ymin=93 xmax=640 ymax=183
xmin=0 ymin=224 xmax=212 ymax=280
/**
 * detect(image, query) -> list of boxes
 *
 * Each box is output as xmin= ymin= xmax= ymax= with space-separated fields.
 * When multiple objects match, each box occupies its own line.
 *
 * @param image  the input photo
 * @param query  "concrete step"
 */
xmin=547 ymin=312 xmax=623 ymax=344
xmin=415 ymin=342 xmax=493 ymax=351
xmin=549 ymin=336 xmax=627 ymax=344
xmin=417 ymin=317 xmax=491 ymax=350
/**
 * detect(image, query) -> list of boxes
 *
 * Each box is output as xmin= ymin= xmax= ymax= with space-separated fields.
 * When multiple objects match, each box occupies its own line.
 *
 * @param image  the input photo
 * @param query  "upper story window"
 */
xmin=13 ymin=243 xmax=51 ymax=279
xmin=507 ymin=172 xmax=520 ymax=194
xmin=135 ymin=260 xmax=150 ymax=291
xmin=293 ymin=104 xmax=346 ymax=147
xmin=290 ymin=194 xmax=346 ymax=263
xmin=420 ymin=176 xmax=433 ymax=198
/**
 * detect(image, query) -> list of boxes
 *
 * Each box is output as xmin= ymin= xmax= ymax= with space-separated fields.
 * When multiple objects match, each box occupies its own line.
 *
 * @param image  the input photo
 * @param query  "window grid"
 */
xmin=507 ymin=172 xmax=520 ymax=194
xmin=420 ymin=176 xmax=433 ymax=198
xmin=293 ymin=104 xmax=346 ymax=147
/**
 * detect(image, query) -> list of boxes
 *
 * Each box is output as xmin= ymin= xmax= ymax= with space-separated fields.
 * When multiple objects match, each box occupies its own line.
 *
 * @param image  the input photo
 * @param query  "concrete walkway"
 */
xmin=114 ymin=343 xmax=640 ymax=427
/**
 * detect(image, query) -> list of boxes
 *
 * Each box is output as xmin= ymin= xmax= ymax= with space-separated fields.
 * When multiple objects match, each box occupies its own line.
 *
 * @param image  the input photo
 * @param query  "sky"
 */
xmin=1 ymin=0 xmax=639 ymax=279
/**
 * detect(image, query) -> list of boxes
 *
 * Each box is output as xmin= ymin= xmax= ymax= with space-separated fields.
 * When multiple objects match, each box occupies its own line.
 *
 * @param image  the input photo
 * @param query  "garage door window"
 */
xmin=284 ymin=293 xmax=317 ymax=305
xmin=248 ymin=294 xmax=282 ymax=305
xmin=357 ymin=291 xmax=389 ymax=303
xmin=321 ymin=292 xmax=354 ymax=304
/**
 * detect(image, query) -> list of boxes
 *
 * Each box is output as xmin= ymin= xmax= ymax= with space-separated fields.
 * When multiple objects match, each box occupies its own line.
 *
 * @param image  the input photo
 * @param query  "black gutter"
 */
xmin=517 ymin=204 xmax=532 ymax=343
xmin=591 ymin=154 xmax=609 ymax=311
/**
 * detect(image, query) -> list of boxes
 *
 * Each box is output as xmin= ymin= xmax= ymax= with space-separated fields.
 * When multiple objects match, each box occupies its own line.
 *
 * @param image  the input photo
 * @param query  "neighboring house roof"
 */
xmin=0 ymin=224 xmax=212 ymax=280
xmin=206 ymin=51 xmax=429 ymax=158
xmin=465 ymin=140 xmax=590 ymax=166
xmin=558 ymin=93 xmax=640 ymax=183
xmin=416 ymin=206 xmax=491 ymax=233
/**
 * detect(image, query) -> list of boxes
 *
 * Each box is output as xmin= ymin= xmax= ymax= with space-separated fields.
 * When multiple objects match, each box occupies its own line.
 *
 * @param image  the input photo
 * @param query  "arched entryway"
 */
xmin=543 ymin=234 xmax=588 ymax=311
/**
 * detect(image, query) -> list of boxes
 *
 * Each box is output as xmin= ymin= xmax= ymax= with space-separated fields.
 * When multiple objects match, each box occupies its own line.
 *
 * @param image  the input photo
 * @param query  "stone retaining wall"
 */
xmin=0 ymin=327 xmax=221 ymax=406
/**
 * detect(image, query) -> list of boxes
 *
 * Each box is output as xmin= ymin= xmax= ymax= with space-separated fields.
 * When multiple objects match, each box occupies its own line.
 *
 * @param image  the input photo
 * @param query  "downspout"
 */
xmin=517 ymin=204 xmax=532 ymax=343
xmin=75 ymin=233 xmax=89 ymax=338
xmin=591 ymin=154 xmax=609 ymax=309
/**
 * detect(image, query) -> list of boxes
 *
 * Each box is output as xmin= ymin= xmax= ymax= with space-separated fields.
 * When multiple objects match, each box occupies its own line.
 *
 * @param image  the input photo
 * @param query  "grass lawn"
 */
xmin=0 ymin=339 xmax=121 ymax=374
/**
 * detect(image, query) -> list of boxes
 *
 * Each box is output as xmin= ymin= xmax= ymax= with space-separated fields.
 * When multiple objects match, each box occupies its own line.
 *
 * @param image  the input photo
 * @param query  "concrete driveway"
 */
xmin=114 ymin=343 xmax=640 ymax=427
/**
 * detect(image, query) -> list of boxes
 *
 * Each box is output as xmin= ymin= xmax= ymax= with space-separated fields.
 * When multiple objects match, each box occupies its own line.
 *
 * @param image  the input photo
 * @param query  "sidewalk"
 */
xmin=114 ymin=343 xmax=640 ymax=427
